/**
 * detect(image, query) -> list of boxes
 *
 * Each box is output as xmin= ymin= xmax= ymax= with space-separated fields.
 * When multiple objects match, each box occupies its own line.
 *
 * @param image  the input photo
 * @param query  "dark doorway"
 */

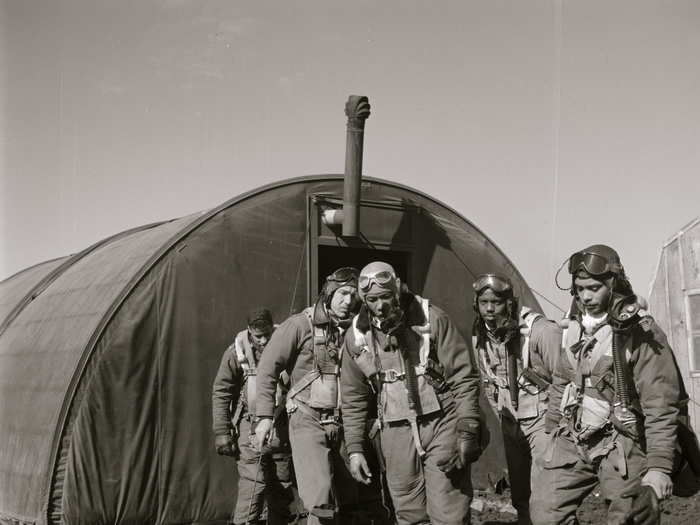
xmin=316 ymin=246 xmax=412 ymax=296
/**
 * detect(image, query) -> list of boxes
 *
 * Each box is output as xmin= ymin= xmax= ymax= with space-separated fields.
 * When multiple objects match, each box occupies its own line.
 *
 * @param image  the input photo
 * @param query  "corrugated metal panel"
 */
xmin=0 ymin=258 xmax=68 ymax=327
xmin=0 ymin=215 xmax=198 ymax=523
xmin=681 ymin=221 xmax=700 ymax=291
xmin=650 ymin=217 xmax=700 ymax=436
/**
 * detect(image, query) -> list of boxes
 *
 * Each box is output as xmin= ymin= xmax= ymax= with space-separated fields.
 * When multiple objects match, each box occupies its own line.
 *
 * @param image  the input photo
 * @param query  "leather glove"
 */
xmin=458 ymin=418 xmax=483 ymax=464
xmin=214 ymin=434 xmax=239 ymax=459
xmin=437 ymin=418 xmax=482 ymax=473
xmin=348 ymin=452 xmax=373 ymax=485
xmin=322 ymin=421 xmax=341 ymax=446
xmin=621 ymin=485 xmax=660 ymax=525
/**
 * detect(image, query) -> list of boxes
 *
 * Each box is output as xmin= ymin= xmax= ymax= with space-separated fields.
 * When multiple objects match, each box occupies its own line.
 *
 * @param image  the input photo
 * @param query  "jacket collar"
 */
xmin=312 ymin=299 xmax=331 ymax=326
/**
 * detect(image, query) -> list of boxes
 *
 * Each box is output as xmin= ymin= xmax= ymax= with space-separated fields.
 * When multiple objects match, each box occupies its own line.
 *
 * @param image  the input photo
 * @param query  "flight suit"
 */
xmin=474 ymin=307 xmax=561 ymax=524
xmin=341 ymin=292 xmax=482 ymax=525
xmin=212 ymin=330 xmax=294 ymax=525
xmin=531 ymin=315 xmax=680 ymax=524
xmin=255 ymin=302 xmax=389 ymax=525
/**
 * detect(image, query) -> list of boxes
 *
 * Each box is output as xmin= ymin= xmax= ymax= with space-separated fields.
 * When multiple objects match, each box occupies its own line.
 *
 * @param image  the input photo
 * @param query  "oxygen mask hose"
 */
xmin=507 ymin=339 xmax=520 ymax=411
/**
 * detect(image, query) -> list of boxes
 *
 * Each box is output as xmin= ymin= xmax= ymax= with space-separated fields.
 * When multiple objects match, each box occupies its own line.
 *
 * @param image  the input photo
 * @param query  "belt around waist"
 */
xmin=384 ymin=410 xmax=442 ymax=427
xmin=296 ymin=399 xmax=340 ymax=418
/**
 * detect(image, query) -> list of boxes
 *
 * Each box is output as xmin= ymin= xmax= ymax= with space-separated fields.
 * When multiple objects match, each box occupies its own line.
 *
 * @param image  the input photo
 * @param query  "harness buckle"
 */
xmin=319 ymin=413 xmax=340 ymax=425
xmin=379 ymin=369 xmax=403 ymax=383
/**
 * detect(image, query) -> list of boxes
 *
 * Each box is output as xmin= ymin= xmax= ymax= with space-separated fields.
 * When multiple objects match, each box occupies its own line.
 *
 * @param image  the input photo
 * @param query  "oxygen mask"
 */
xmin=608 ymin=293 xmax=647 ymax=331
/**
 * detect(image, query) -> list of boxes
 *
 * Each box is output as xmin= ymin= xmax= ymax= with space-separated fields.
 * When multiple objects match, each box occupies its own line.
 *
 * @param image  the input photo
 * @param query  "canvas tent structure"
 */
xmin=0 ymin=176 xmax=544 ymax=525
xmin=649 ymin=216 xmax=700 ymax=436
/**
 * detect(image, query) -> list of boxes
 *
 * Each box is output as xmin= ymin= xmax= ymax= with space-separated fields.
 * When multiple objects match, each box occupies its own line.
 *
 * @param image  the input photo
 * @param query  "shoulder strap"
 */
xmin=519 ymin=308 xmax=542 ymax=369
xmin=286 ymin=307 xmax=324 ymax=399
xmin=233 ymin=330 xmax=252 ymax=370
xmin=410 ymin=296 xmax=431 ymax=366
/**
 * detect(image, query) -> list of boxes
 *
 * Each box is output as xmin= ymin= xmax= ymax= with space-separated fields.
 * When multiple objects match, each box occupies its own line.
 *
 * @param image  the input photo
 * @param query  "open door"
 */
xmin=308 ymin=194 xmax=417 ymax=302
xmin=317 ymin=246 xmax=411 ymax=293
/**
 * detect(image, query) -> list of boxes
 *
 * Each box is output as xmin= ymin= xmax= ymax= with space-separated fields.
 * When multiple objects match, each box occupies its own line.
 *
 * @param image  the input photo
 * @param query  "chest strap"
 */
xmin=234 ymin=329 xmax=258 ymax=377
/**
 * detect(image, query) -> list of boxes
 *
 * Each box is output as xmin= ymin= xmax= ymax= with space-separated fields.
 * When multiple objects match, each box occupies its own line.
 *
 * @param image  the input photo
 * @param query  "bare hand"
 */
xmin=254 ymin=418 xmax=273 ymax=452
xmin=349 ymin=453 xmax=373 ymax=485
xmin=641 ymin=470 xmax=673 ymax=500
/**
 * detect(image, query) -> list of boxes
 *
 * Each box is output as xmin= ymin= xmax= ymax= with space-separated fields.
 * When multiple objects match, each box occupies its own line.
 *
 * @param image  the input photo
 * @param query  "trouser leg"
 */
xmin=598 ymin=436 xmax=648 ymax=525
xmin=334 ymin=432 xmax=393 ymax=525
xmin=501 ymin=415 xmax=532 ymax=522
xmin=530 ymin=435 xmax=598 ymax=524
xmin=263 ymin=449 xmax=294 ymax=525
xmin=424 ymin=404 xmax=472 ymax=525
xmin=288 ymin=407 xmax=335 ymax=525
xmin=381 ymin=423 xmax=429 ymax=525
xmin=234 ymin=419 xmax=266 ymax=524
xmin=502 ymin=414 xmax=550 ymax=525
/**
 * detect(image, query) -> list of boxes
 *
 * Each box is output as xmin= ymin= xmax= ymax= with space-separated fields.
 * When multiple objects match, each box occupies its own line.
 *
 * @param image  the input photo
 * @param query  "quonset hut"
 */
xmin=649 ymin=216 xmax=700 ymax=435
xmin=0 ymin=98 xmax=544 ymax=525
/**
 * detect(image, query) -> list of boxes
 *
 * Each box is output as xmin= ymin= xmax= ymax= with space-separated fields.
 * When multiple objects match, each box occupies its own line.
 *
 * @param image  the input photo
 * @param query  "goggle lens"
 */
xmin=472 ymin=274 xmax=512 ymax=294
xmin=568 ymin=252 xmax=612 ymax=276
xmin=327 ymin=267 xmax=359 ymax=284
xmin=359 ymin=270 xmax=395 ymax=292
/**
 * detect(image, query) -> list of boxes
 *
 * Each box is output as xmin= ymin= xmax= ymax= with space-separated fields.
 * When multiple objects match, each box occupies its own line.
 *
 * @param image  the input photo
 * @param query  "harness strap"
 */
xmin=287 ymin=369 xmax=322 ymax=399
xmin=234 ymin=330 xmax=258 ymax=377
xmin=519 ymin=308 xmax=541 ymax=369
xmin=231 ymin=394 xmax=246 ymax=429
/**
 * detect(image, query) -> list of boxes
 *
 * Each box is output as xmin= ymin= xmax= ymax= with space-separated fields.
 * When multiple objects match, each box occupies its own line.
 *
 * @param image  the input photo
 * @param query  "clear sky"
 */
xmin=2 ymin=0 xmax=699 ymax=317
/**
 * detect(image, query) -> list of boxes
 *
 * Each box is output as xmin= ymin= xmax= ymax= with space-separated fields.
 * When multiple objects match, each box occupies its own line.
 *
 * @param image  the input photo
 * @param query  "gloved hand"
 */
xmin=254 ymin=417 xmax=273 ymax=452
xmin=437 ymin=418 xmax=481 ymax=473
xmin=323 ymin=421 xmax=341 ymax=446
xmin=214 ymin=434 xmax=239 ymax=459
xmin=348 ymin=452 xmax=373 ymax=485
xmin=621 ymin=485 xmax=660 ymax=525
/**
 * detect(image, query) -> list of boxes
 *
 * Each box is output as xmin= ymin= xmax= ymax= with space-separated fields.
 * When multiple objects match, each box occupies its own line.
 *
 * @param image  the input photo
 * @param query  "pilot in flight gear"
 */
xmin=211 ymin=308 xmax=293 ymax=525
xmin=253 ymin=268 xmax=390 ymax=525
xmin=531 ymin=245 xmax=681 ymax=525
xmin=471 ymin=273 xmax=561 ymax=525
xmin=341 ymin=262 xmax=483 ymax=525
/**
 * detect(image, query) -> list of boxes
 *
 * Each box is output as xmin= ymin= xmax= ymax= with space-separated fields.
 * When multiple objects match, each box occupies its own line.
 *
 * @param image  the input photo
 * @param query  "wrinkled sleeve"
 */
xmin=211 ymin=344 xmax=242 ymax=436
xmin=531 ymin=318 xmax=563 ymax=379
xmin=544 ymin=353 xmax=568 ymax=432
xmin=633 ymin=326 xmax=681 ymax=473
xmin=255 ymin=316 xmax=303 ymax=418
xmin=433 ymin=306 xmax=481 ymax=423
xmin=341 ymin=337 xmax=372 ymax=455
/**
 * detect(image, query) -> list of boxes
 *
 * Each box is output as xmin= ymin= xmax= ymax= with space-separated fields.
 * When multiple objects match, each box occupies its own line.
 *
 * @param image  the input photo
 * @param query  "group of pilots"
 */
xmin=212 ymin=244 xmax=685 ymax=525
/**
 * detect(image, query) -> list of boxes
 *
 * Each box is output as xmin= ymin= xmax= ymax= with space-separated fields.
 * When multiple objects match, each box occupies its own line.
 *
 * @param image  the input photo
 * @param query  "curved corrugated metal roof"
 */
xmin=0 ymin=214 xmax=200 ymax=522
xmin=0 ymin=258 xmax=68 ymax=327
xmin=0 ymin=175 xmax=540 ymax=524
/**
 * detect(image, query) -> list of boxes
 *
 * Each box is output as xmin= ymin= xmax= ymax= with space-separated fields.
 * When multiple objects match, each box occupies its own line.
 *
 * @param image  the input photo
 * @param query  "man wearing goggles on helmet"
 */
xmin=254 ymin=267 xmax=389 ymax=525
xmin=471 ymin=274 xmax=561 ymax=525
xmin=533 ymin=245 xmax=680 ymax=525
xmin=340 ymin=261 xmax=482 ymax=525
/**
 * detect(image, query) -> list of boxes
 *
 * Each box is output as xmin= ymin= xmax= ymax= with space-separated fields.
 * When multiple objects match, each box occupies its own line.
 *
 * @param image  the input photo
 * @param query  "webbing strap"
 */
xmin=287 ymin=369 xmax=321 ymax=400
xmin=519 ymin=308 xmax=541 ymax=369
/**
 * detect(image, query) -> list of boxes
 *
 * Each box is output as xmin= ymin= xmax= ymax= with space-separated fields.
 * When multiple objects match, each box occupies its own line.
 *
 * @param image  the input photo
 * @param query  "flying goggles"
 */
xmin=359 ymin=269 xmax=397 ymax=293
xmin=472 ymin=273 xmax=513 ymax=295
xmin=326 ymin=267 xmax=359 ymax=286
xmin=567 ymin=251 xmax=622 ymax=276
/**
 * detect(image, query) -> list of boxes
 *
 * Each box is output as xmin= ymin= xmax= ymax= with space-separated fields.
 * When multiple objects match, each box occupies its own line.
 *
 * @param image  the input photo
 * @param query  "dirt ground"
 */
xmin=471 ymin=487 xmax=700 ymax=524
